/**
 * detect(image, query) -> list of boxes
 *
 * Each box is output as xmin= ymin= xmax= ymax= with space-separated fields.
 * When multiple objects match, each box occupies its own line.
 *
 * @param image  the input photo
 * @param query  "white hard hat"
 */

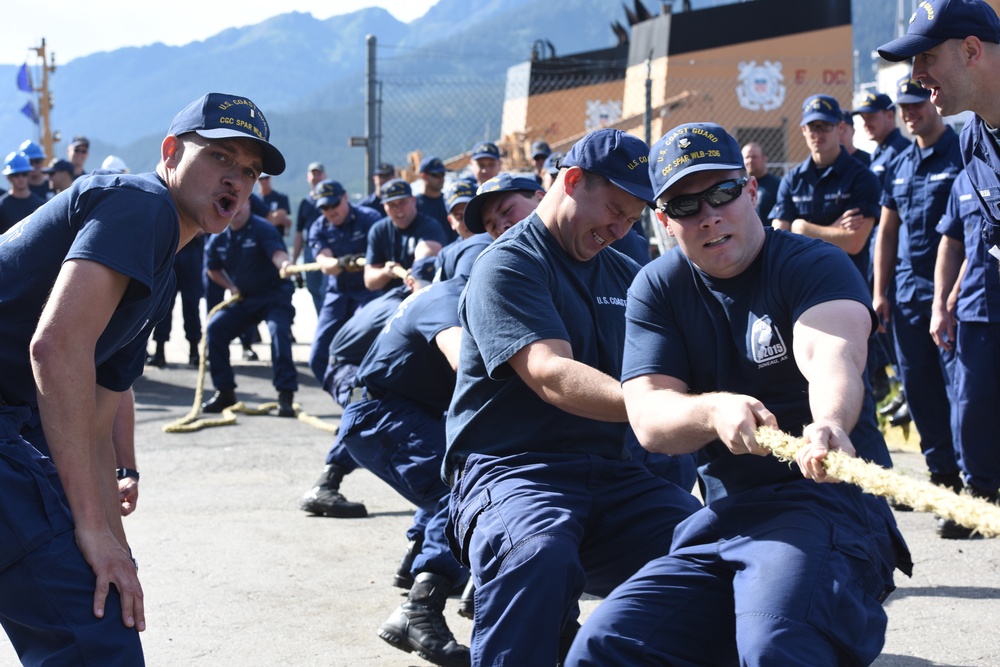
xmin=101 ymin=155 xmax=130 ymax=173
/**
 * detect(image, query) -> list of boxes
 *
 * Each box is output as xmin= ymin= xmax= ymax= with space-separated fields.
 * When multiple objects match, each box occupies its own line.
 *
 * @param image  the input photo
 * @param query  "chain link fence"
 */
xmin=375 ymin=44 xmax=856 ymax=250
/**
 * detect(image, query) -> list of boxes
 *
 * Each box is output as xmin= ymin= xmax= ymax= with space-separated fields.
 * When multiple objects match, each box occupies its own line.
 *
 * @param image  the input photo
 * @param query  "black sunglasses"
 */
xmin=658 ymin=177 xmax=748 ymax=219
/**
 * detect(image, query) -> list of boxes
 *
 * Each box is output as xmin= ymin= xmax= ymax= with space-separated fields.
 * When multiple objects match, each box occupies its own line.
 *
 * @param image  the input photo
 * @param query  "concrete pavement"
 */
xmin=1 ymin=288 xmax=998 ymax=666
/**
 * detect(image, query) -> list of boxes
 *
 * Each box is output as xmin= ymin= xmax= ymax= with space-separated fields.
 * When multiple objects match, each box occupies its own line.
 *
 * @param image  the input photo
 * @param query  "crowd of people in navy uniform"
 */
xmin=3 ymin=1 xmax=1000 ymax=664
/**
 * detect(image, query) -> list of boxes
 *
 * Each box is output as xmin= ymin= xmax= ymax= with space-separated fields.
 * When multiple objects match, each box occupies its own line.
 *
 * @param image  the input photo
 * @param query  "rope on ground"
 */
xmin=162 ymin=294 xmax=338 ymax=435
xmin=755 ymin=426 xmax=1000 ymax=538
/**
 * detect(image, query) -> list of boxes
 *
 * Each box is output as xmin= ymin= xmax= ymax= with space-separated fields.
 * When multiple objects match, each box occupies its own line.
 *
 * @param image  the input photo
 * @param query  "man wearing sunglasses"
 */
xmin=566 ymin=122 xmax=911 ymax=666
xmin=445 ymin=128 xmax=700 ymax=666
xmin=771 ymin=94 xmax=882 ymax=280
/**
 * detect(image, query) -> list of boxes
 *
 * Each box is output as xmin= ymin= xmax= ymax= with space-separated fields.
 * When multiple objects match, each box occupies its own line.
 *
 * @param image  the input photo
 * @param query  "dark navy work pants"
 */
xmin=565 ymin=482 xmax=906 ymax=667
xmin=0 ymin=406 xmax=144 ymax=666
xmin=448 ymin=452 xmax=701 ymax=666
xmin=340 ymin=394 xmax=466 ymax=584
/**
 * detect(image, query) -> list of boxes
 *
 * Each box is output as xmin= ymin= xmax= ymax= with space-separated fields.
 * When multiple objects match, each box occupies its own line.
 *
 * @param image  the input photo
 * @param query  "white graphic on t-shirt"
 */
xmin=750 ymin=314 xmax=787 ymax=364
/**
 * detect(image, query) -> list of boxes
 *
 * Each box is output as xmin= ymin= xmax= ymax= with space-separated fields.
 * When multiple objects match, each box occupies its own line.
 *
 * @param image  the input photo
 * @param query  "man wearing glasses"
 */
xmin=67 ymin=135 xmax=90 ymax=179
xmin=771 ymin=94 xmax=882 ymax=279
xmin=565 ymin=121 xmax=912 ymax=667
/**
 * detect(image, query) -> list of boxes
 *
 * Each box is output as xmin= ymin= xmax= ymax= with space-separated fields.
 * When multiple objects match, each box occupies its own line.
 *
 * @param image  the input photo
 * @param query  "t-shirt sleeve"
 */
xmin=65 ymin=187 xmax=175 ymax=303
xmin=366 ymin=223 xmax=388 ymax=265
xmin=622 ymin=263 xmax=691 ymax=384
xmin=464 ymin=245 xmax=568 ymax=378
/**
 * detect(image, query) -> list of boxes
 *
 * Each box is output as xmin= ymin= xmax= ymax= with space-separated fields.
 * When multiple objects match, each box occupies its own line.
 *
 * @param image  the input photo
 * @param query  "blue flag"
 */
xmin=21 ymin=101 xmax=38 ymax=124
xmin=16 ymin=63 xmax=32 ymax=93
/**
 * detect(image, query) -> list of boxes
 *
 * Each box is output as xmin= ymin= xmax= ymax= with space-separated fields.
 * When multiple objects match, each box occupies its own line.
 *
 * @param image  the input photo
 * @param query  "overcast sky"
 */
xmin=1 ymin=1 xmax=436 ymax=66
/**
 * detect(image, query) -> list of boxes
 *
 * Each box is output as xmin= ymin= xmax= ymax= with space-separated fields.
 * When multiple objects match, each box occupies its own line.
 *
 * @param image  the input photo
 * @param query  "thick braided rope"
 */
xmin=162 ymin=295 xmax=337 ymax=434
xmin=755 ymin=427 xmax=1000 ymax=538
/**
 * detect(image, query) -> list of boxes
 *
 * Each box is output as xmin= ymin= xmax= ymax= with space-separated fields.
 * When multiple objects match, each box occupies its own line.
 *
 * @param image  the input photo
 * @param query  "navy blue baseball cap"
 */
xmin=409 ymin=256 xmax=438 ymax=283
xmin=42 ymin=158 xmax=73 ymax=175
xmin=853 ymin=92 xmax=895 ymax=114
xmin=878 ymin=0 xmax=1000 ymax=62
xmin=801 ymin=94 xmax=843 ymax=126
xmin=649 ymin=122 xmax=744 ymax=200
xmin=543 ymin=151 xmax=564 ymax=177
xmin=381 ymin=178 xmax=413 ymax=203
xmin=463 ymin=173 xmax=541 ymax=235
xmin=561 ymin=128 xmax=654 ymax=204
xmin=445 ymin=180 xmax=477 ymax=212
xmin=373 ymin=162 xmax=394 ymax=176
xmin=531 ymin=140 xmax=552 ymax=159
xmin=896 ymin=76 xmax=933 ymax=104
xmin=420 ymin=156 xmax=446 ymax=174
xmin=471 ymin=142 xmax=501 ymax=161
xmin=842 ymin=109 xmax=855 ymax=124
xmin=315 ymin=179 xmax=345 ymax=208
xmin=168 ymin=92 xmax=285 ymax=175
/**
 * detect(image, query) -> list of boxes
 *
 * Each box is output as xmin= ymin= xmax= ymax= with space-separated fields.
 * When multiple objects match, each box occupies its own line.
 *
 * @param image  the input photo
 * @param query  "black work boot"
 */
xmin=188 ymin=341 xmax=200 ymax=367
xmin=277 ymin=390 xmax=296 ymax=418
xmin=457 ymin=579 xmax=475 ymax=619
xmin=378 ymin=572 xmax=471 ymax=667
xmin=299 ymin=465 xmax=367 ymax=518
xmin=932 ymin=472 xmax=974 ymax=539
xmin=146 ymin=342 xmax=166 ymax=368
xmin=393 ymin=534 xmax=425 ymax=589
xmin=202 ymin=388 xmax=237 ymax=413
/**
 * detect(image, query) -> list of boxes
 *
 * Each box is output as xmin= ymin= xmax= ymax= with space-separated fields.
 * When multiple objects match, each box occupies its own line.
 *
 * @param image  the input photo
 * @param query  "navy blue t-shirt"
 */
xmin=445 ymin=212 xmax=641 ymax=477
xmin=297 ymin=195 xmax=320 ymax=234
xmin=610 ymin=227 xmax=651 ymax=265
xmin=416 ymin=193 xmax=455 ymax=244
xmin=329 ymin=285 xmax=410 ymax=365
xmin=205 ymin=215 xmax=289 ymax=298
xmin=0 ymin=172 xmax=179 ymax=402
xmin=623 ymin=228 xmax=889 ymax=503
xmin=880 ymin=126 xmax=962 ymax=304
xmin=366 ymin=212 xmax=449 ymax=276
xmin=435 ymin=233 xmax=492 ymax=282
xmin=308 ymin=204 xmax=380 ymax=294
xmin=0 ymin=192 xmax=46 ymax=234
xmin=359 ymin=278 xmax=465 ymax=414
xmin=359 ymin=192 xmax=385 ymax=217
xmin=769 ymin=146 xmax=881 ymax=277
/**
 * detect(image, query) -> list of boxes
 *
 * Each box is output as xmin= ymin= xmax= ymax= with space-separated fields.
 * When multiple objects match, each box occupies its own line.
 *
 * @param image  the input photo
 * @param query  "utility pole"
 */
xmin=31 ymin=39 xmax=58 ymax=161
xmin=366 ymin=35 xmax=377 ymax=194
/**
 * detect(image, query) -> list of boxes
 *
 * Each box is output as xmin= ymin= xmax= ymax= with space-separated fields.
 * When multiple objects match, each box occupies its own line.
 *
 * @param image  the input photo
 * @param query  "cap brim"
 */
xmin=877 ymin=34 xmax=944 ymax=62
xmin=653 ymin=161 xmax=744 ymax=201
xmin=195 ymin=128 xmax=286 ymax=176
xmin=606 ymin=177 xmax=655 ymax=207
xmin=462 ymin=193 xmax=491 ymax=234
xmin=801 ymin=111 xmax=843 ymax=126
xmin=447 ymin=195 xmax=474 ymax=212
xmin=896 ymin=93 xmax=931 ymax=104
xmin=316 ymin=195 xmax=343 ymax=208
xmin=381 ymin=194 xmax=412 ymax=204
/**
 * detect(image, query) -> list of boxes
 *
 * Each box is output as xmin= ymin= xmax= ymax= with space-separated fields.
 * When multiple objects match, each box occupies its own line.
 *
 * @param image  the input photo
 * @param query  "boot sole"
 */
xmin=299 ymin=501 xmax=368 ymax=518
xmin=378 ymin=626 xmax=469 ymax=667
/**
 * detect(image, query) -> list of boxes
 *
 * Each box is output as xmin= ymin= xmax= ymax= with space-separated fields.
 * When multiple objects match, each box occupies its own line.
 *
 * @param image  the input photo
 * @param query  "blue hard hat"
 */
xmin=18 ymin=140 xmax=45 ymax=161
xmin=3 ymin=151 xmax=32 ymax=175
